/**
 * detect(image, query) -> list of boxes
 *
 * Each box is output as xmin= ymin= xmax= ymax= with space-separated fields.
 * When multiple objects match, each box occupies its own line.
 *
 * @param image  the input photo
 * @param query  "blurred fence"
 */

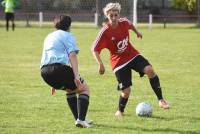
xmin=0 ymin=0 xmax=199 ymax=27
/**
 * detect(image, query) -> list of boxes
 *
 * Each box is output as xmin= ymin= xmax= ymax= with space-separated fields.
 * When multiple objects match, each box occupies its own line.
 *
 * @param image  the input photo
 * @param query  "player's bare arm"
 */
xmin=69 ymin=51 xmax=84 ymax=90
xmin=131 ymin=26 xmax=142 ymax=39
xmin=92 ymin=51 xmax=105 ymax=75
xmin=69 ymin=52 xmax=79 ymax=78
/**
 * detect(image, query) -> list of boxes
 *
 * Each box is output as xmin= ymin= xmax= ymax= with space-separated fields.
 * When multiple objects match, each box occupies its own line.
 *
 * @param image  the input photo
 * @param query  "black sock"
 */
xmin=149 ymin=75 xmax=163 ymax=100
xmin=6 ymin=21 xmax=9 ymax=31
xmin=118 ymin=96 xmax=128 ymax=112
xmin=12 ymin=23 xmax=15 ymax=31
xmin=77 ymin=94 xmax=89 ymax=121
xmin=66 ymin=93 xmax=78 ymax=120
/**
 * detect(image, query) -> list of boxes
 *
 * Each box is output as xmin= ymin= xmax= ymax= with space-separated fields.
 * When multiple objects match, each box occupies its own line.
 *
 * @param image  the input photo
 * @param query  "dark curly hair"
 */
xmin=54 ymin=15 xmax=71 ymax=31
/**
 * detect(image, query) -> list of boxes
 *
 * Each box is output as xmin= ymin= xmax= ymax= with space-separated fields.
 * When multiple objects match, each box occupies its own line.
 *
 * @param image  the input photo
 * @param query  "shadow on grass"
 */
xmin=151 ymin=115 xmax=200 ymax=122
xmin=94 ymin=123 xmax=199 ymax=134
xmin=141 ymin=128 xmax=199 ymax=134
xmin=151 ymin=115 xmax=167 ymax=120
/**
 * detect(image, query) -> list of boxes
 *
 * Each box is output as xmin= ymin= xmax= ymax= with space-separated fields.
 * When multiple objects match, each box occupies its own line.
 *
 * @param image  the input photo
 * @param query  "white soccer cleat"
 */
xmin=75 ymin=119 xmax=91 ymax=128
xmin=85 ymin=119 xmax=93 ymax=124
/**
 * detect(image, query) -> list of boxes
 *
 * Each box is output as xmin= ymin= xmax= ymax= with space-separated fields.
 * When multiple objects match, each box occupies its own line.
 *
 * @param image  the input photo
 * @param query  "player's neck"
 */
xmin=110 ymin=22 xmax=118 ymax=29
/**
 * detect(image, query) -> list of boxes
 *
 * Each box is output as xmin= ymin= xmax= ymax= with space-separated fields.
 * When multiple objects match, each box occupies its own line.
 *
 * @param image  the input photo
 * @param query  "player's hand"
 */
xmin=74 ymin=77 xmax=84 ymax=91
xmin=51 ymin=87 xmax=56 ymax=96
xmin=99 ymin=63 xmax=105 ymax=75
xmin=136 ymin=32 xmax=142 ymax=39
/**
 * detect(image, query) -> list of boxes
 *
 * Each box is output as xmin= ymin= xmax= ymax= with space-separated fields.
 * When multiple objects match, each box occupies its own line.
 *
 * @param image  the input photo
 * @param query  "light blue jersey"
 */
xmin=40 ymin=30 xmax=79 ymax=68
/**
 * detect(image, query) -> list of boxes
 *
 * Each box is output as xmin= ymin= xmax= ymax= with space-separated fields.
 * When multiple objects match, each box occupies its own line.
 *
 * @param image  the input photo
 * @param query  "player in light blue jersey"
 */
xmin=40 ymin=15 xmax=92 ymax=128
xmin=40 ymin=23 xmax=79 ymax=68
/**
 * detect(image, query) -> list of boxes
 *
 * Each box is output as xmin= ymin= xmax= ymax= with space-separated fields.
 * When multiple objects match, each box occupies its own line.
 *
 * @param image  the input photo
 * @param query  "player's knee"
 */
xmin=121 ymin=88 xmax=131 ymax=98
xmin=144 ymin=65 xmax=155 ymax=78
xmin=79 ymin=84 xmax=90 ymax=96
xmin=122 ymin=92 xmax=130 ymax=98
xmin=79 ymin=90 xmax=89 ymax=96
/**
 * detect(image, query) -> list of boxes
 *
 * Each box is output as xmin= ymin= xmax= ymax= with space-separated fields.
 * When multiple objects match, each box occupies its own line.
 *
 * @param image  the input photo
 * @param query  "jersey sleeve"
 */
xmin=65 ymin=34 xmax=79 ymax=54
xmin=122 ymin=18 xmax=134 ymax=30
xmin=92 ymin=27 xmax=108 ymax=54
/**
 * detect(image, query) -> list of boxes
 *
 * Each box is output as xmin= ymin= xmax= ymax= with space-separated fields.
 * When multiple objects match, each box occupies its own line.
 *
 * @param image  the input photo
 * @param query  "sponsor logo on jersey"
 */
xmin=117 ymin=36 xmax=128 ymax=53
xmin=111 ymin=37 xmax=115 ymax=41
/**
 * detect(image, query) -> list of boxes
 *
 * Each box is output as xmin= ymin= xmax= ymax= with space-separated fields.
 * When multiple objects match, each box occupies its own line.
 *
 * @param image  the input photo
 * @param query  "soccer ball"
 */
xmin=136 ymin=102 xmax=153 ymax=117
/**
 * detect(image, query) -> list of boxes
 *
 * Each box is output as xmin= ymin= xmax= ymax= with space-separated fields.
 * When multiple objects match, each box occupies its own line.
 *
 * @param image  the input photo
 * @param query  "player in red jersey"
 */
xmin=92 ymin=2 xmax=169 ymax=117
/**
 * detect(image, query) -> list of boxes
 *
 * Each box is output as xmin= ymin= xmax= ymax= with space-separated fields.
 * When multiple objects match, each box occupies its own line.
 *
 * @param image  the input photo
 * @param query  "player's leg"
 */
xmin=60 ymin=65 xmax=79 ymax=121
xmin=143 ymin=65 xmax=169 ymax=109
xmin=41 ymin=64 xmax=79 ymax=120
xmin=132 ymin=55 xmax=169 ymax=109
xmin=66 ymin=87 xmax=92 ymax=126
xmin=75 ymin=81 xmax=91 ymax=128
xmin=66 ymin=90 xmax=78 ymax=120
xmin=66 ymin=83 xmax=92 ymax=127
xmin=144 ymin=65 xmax=163 ymax=100
xmin=115 ymin=87 xmax=131 ymax=117
xmin=11 ymin=13 xmax=15 ymax=31
xmin=60 ymin=65 xmax=91 ymax=127
xmin=41 ymin=64 xmax=91 ymax=127
xmin=115 ymin=66 xmax=132 ymax=117
xmin=5 ymin=13 xmax=9 ymax=31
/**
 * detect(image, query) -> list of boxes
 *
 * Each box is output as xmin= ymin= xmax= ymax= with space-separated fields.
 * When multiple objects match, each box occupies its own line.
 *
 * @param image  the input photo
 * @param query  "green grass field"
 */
xmin=0 ymin=24 xmax=200 ymax=134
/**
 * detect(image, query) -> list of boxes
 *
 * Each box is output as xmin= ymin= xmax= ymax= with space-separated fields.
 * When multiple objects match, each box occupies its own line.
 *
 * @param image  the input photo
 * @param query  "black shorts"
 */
xmin=115 ymin=55 xmax=151 ymax=90
xmin=5 ymin=13 xmax=14 ymax=21
xmin=41 ymin=63 xmax=84 ymax=90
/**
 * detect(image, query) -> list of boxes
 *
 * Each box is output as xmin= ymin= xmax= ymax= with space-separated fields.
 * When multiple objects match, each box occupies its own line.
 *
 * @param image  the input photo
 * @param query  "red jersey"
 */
xmin=92 ymin=18 xmax=140 ymax=72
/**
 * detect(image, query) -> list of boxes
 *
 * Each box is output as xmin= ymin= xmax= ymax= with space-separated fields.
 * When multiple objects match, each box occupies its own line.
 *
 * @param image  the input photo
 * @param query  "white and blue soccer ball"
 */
xmin=136 ymin=102 xmax=153 ymax=117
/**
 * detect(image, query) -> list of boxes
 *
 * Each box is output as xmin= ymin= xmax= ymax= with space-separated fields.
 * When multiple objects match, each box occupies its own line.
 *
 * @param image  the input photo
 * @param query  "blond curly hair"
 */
xmin=103 ymin=2 xmax=121 ymax=17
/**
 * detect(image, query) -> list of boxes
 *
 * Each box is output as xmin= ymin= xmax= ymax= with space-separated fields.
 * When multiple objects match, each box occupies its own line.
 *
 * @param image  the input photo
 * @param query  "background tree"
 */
xmin=172 ymin=0 xmax=197 ymax=14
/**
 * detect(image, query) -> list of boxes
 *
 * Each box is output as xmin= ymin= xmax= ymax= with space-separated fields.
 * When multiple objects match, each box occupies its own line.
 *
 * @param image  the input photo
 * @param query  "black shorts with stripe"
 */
xmin=115 ymin=55 xmax=151 ymax=90
xmin=41 ymin=63 xmax=84 ymax=90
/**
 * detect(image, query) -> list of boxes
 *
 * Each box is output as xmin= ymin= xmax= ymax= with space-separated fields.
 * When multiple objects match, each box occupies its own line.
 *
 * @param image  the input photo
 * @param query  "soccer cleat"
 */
xmin=75 ymin=119 xmax=91 ymax=128
xmin=115 ymin=110 xmax=124 ymax=117
xmin=85 ymin=119 xmax=93 ymax=124
xmin=159 ymin=99 xmax=170 ymax=109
